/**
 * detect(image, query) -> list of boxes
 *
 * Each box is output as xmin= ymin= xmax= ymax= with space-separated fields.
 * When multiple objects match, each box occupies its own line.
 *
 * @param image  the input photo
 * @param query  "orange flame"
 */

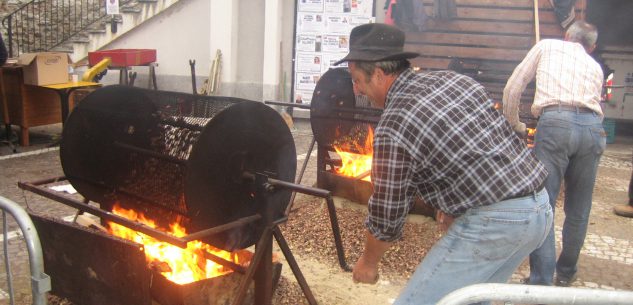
xmin=107 ymin=203 xmax=240 ymax=285
xmin=333 ymin=127 xmax=374 ymax=181
xmin=526 ymin=127 xmax=536 ymax=148
xmin=527 ymin=128 xmax=536 ymax=137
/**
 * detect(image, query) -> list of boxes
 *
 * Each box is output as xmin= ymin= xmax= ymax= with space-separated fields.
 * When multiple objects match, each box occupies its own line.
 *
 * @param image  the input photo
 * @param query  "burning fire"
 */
xmin=107 ymin=203 xmax=241 ymax=285
xmin=526 ymin=127 xmax=536 ymax=148
xmin=333 ymin=127 xmax=374 ymax=181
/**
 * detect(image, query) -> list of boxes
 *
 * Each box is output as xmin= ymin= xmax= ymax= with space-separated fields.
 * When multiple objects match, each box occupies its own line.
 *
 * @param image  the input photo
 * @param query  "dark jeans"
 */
xmin=528 ymin=109 xmax=605 ymax=285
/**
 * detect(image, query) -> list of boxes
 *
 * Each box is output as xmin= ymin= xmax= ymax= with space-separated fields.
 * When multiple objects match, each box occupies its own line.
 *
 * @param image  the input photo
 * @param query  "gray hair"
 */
xmin=353 ymin=59 xmax=410 ymax=79
xmin=566 ymin=20 xmax=598 ymax=49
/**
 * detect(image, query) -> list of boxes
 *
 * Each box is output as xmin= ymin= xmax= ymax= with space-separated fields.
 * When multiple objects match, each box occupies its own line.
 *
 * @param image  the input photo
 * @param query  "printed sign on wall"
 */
xmin=293 ymin=0 xmax=375 ymax=104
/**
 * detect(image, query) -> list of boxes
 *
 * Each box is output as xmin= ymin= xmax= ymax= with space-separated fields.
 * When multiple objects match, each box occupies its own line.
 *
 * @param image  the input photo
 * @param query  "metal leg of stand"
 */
xmin=119 ymin=67 xmax=129 ymax=85
xmin=232 ymin=227 xmax=274 ymax=305
xmin=1 ymin=124 xmax=17 ymax=153
xmin=325 ymin=195 xmax=352 ymax=271
xmin=273 ymin=227 xmax=318 ymax=305
xmin=149 ymin=64 xmax=158 ymax=90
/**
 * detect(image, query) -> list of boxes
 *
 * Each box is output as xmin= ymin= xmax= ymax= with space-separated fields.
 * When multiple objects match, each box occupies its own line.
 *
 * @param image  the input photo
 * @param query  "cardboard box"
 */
xmin=17 ymin=52 xmax=70 ymax=86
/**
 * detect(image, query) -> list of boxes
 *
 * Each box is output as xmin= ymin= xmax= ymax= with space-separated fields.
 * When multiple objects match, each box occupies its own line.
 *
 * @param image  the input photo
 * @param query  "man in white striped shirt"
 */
xmin=503 ymin=20 xmax=605 ymax=287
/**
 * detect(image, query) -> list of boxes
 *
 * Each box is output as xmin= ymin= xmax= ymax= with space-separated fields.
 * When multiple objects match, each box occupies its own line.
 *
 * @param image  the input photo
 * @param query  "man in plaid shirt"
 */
xmin=335 ymin=23 xmax=553 ymax=304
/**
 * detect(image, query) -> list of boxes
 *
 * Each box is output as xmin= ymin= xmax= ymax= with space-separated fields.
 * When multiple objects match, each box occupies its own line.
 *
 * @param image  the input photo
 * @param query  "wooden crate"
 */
xmin=404 ymin=0 xmax=587 ymax=119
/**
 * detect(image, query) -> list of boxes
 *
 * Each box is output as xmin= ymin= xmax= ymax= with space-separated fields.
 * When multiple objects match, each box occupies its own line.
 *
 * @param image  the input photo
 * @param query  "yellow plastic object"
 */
xmin=82 ymin=57 xmax=111 ymax=82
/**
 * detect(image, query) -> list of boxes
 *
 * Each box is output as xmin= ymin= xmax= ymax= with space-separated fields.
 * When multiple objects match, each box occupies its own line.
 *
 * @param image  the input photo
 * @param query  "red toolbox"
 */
xmin=88 ymin=49 xmax=156 ymax=67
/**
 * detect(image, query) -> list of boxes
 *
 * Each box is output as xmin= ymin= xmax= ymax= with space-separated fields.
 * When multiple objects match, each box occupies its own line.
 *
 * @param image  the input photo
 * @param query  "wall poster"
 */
xmin=293 ymin=0 xmax=375 ymax=105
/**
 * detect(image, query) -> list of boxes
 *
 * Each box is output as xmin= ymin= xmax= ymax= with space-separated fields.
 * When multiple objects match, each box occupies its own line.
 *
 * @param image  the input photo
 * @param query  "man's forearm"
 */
xmin=361 ymin=230 xmax=392 ymax=265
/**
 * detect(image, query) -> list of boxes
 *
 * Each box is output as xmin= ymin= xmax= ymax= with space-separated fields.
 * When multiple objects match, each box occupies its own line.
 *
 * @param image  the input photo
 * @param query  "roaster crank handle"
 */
xmin=242 ymin=171 xmax=352 ymax=271
xmin=264 ymin=100 xmax=311 ymax=109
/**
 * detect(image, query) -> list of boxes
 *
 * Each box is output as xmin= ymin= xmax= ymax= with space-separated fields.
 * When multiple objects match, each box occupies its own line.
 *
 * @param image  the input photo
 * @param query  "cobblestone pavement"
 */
xmin=0 ymin=120 xmax=632 ymax=304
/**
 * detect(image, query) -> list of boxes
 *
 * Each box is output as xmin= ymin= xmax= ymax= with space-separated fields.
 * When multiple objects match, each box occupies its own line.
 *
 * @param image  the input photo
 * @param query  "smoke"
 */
xmin=587 ymin=0 xmax=633 ymax=45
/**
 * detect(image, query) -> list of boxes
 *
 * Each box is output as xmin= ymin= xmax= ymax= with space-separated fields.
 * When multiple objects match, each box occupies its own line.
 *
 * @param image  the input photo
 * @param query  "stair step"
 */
xmin=87 ymin=28 xmax=107 ymax=34
xmin=137 ymin=0 xmax=158 ymax=3
xmin=70 ymin=37 xmax=90 ymax=43
xmin=50 ymin=46 xmax=74 ymax=53
xmin=121 ymin=7 xmax=142 ymax=13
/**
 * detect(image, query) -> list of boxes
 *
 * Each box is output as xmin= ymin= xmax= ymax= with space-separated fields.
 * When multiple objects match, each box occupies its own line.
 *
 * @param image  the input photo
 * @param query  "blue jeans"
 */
xmin=394 ymin=189 xmax=552 ymax=305
xmin=528 ymin=109 xmax=606 ymax=285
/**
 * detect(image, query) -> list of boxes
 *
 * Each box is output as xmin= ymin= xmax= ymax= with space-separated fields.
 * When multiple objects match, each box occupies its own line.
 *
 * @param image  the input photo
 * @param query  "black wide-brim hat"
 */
xmin=334 ymin=23 xmax=419 ymax=65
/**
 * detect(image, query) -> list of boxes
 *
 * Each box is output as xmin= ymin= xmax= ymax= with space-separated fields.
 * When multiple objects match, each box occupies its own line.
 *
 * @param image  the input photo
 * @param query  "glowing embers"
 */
xmin=527 ymin=127 xmax=536 ymax=148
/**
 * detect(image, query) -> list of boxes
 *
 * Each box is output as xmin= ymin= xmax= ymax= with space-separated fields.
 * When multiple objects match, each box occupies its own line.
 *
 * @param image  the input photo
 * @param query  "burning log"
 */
xmin=354 ymin=170 xmax=371 ymax=180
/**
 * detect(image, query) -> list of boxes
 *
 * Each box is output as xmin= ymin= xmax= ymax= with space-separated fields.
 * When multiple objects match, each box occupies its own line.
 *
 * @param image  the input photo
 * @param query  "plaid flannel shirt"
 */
xmin=367 ymin=69 xmax=547 ymax=242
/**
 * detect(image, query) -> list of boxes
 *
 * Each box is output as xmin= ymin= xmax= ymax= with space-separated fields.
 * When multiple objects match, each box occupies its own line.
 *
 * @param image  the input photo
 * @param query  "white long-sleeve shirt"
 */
xmin=503 ymin=39 xmax=604 ymax=132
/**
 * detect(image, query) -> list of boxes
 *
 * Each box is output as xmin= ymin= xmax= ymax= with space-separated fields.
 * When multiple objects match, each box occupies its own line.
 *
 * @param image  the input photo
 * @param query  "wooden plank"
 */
xmin=406 ymin=31 xmax=532 ymax=49
xmin=421 ymin=0 xmax=584 ymax=9
xmin=410 ymin=57 xmax=523 ymax=75
xmin=406 ymin=44 xmax=529 ymax=62
xmin=421 ymin=19 xmax=563 ymax=37
xmin=410 ymin=57 xmax=453 ymax=70
xmin=419 ymin=0 xmax=584 ymax=26
xmin=456 ymin=7 xmax=557 ymax=23
xmin=419 ymin=3 xmax=561 ymax=23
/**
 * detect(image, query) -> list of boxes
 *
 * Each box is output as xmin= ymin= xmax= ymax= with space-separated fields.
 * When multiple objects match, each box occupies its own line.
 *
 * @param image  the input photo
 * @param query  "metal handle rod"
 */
xmin=322 ymin=106 xmax=383 ymax=116
xmin=604 ymin=85 xmax=633 ymax=88
xmin=264 ymin=100 xmax=311 ymax=109
xmin=265 ymin=100 xmax=384 ymax=116
xmin=19 ymin=180 xmax=188 ymax=247
xmin=436 ymin=283 xmax=633 ymax=305
xmin=181 ymin=214 xmax=261 ymax=242
xmin=18 ymin=180 xmax=254 ymax=249
xmin=242 ymin=172 xmax=331 ymax=198
xmin=311 ymin=114 xmax=380 ymax=125
xmin=0 ymin=196 xmax=51 ymax=305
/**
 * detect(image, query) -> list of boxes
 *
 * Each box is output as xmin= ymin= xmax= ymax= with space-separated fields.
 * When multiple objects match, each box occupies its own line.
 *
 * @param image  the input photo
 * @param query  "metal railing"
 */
xmin=1 ymin=0 xmax=132 ymax=57
xmin=436 ymin=283 xmax=633 ymax=305
xmin=0 ymin=195 xmax=50 ymax=305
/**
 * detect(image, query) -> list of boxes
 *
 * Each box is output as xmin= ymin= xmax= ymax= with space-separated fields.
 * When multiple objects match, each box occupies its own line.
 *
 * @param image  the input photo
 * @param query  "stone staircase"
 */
xmin=1 ymin=0 xmax=181 ymax=63
xmin=68 ymin=0 xmax=181 ymax=63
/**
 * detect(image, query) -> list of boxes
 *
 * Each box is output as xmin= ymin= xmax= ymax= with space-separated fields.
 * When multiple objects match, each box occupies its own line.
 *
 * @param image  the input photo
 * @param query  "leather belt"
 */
xmin=503 ymin=183 xmax=545 ymax=201
xmin=542 ymin=105 xmax=594 ymax=114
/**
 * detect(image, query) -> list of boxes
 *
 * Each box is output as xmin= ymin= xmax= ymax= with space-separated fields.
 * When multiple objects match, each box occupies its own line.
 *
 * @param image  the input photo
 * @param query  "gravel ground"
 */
xmin=1 ymin=120 xmax=633 ymax=305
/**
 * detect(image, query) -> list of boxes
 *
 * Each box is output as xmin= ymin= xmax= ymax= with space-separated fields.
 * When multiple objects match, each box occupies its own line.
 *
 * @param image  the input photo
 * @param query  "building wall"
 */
xmin=97 ymin=0 xmax=297 ymax=103
xmin=98 ymin=0 xmax=211 ymax=93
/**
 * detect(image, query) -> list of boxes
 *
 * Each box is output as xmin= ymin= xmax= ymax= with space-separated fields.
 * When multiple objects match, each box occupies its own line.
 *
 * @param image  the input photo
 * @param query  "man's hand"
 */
xmin=353 ymin=254 xmax=379 ymax=284
xmin=352 ymin=231 xmax=392 ymax=285
xmin=435 ymin=210 xmax=455 ymax=232
xmin=514 ymin=121 xmax=527 ymax=138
